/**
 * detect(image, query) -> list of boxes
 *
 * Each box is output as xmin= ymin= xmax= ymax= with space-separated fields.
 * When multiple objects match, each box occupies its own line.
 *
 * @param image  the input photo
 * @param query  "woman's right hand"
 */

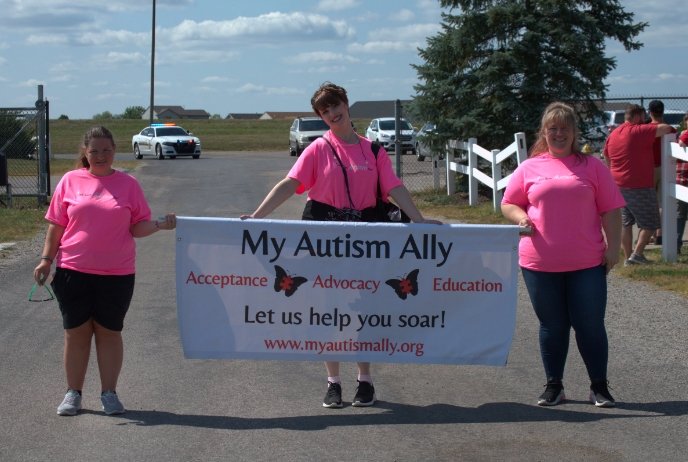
xmin=33 ymin=260 xmax=52 ymax=285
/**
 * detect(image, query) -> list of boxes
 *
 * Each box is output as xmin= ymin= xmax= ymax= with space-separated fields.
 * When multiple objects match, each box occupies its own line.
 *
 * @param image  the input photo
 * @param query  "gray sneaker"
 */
xmin=101 ymin=391 xmax=125 ymax=415
xmin=57 ymin=389 xmax=82 ymax=416
xmin=628 ymin=253 xmax=651 ymax=264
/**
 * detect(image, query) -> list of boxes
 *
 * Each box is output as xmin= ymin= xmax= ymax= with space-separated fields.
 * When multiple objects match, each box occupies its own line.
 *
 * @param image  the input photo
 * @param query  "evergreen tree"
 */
xmin=122 ymin=106 xmax=146 ymax=119
xmin=412 ymin=0 xmax=646 ymax=150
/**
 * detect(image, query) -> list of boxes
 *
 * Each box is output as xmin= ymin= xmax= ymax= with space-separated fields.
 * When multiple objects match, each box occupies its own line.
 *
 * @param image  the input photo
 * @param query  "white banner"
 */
xmin=175 ymin=218 xmax=520 ymax=365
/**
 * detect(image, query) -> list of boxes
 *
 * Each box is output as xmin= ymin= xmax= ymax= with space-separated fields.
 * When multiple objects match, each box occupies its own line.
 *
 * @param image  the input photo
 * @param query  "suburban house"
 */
xmin=259 ymin=111 xmax=317 ymax=120
xmin=225 ymin=113 xmax=263 ymax=120
xmin=142 ymin=106 xmax=210 ymax=120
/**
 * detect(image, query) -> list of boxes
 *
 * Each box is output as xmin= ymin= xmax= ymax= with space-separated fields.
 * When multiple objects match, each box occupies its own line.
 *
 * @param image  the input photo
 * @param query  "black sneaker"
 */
xmin=537 ymin=381 xmax=565 ymax=406
xmin=322 ymin=382 xmax=343 ymax=408
xmin=590 ymin=381 xmax=616 ymax=408
xmin=352 ymin=381 xmax=376 ymax=407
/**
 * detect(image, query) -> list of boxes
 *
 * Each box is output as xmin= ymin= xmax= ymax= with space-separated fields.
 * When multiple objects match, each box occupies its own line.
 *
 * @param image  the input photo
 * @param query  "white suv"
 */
xmin=365 ymin=117 xmax=416 ymax=155
xmin=289 ymin=117 xmax=329 ymax=156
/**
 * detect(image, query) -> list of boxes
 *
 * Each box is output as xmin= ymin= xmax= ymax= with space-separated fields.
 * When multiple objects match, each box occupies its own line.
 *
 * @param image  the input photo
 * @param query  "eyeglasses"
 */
xmin=28 ymin=283 xmax=55 ymax=302
xmin=546 ymin=127 xmax=571 ymax=134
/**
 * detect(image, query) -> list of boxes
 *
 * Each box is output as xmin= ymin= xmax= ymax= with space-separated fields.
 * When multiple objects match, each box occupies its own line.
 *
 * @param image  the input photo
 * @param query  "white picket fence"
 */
xmin=445 ymin=132 xmax=528 ymax=211
xmin=660 ymin=134 xmax=688 ymax=262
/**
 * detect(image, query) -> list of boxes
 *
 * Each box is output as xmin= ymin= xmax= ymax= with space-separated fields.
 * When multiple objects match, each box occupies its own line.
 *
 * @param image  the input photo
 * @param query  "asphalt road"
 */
xmin=1 ymin=151 xmax=687 ymax=461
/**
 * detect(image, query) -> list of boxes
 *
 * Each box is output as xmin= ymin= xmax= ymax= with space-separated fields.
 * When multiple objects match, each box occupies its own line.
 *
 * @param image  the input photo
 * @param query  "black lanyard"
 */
xmin=322 ymin=136 xmax=357 ymax=210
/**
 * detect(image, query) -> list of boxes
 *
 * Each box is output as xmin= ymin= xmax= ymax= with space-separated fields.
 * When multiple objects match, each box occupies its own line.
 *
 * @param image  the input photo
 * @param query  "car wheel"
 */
xmin=156 ymin=144 xmax=164 ymax=160
xmin=289 ymin=144 xmax=296 ymax=157
xmin=416 ymin=144 xmax=425 ymax=161
xmin=192 ymin=154 xmax=200 ymax=159
xmin=295 ymin=144 xmax=302 ymax=157
xmin=134 ymin=144 xmax=142 ymax=159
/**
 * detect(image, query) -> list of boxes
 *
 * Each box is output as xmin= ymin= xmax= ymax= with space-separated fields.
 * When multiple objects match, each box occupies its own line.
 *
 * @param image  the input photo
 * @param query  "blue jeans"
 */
xmin=521 ymin=265 xmax=608 ymax=383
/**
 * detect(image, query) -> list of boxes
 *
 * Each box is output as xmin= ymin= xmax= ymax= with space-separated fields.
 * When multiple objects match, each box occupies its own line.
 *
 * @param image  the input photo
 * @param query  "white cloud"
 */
xmin=392 ymin=9 xmax=415 ymax=22
xmin=103 ymin=51 xmax=146 ymax=64
xmin=657 ymin=73 xmax=687 ymax=81
xmin=374 ymin=23 xmax=441 ymax=41
xmin=317 ymin=0 xmax=361 ymax=11
xmin=291 ymin=51 xmax=359 ymax=64
xmin=76 ymin=30 xmax=148 ymax=46
xmin=20 ymin=78 xmax=46 ymax=87
xmin=156 ymin=49 xmax=239 ymax=64
xmin=26 ymin=34 xmax=69 ymax=45
xmin=163 ymin=13 xmax=355 ymax=44
xmin=348 ymin=41 xmax=418 ymax=54
xmin=236 ymin=83 xmax=302 ymax=96
xmin=201 ymin=76 xmax=231 ymax=83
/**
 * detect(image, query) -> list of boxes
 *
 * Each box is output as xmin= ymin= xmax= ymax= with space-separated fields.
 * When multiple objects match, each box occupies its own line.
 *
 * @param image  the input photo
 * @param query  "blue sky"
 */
xmin=0 ymin=0 xmax=685 ymax=119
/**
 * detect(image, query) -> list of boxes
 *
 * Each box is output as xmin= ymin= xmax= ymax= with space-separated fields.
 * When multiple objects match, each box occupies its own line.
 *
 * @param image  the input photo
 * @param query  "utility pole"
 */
xmin=149 ymin=0 xmax=156 ymax=126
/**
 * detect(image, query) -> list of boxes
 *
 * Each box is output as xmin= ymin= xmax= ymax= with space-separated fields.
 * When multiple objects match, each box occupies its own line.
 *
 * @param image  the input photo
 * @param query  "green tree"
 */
xmin=122 ymin=106 xmax=146 ymax=119
xmin=93 ymin=111 xmax=114 ymax=120
xmin=57 ymin=114 xmax=69 ymax=120
xmin=412 ymin=0 xmax=646 ymax=151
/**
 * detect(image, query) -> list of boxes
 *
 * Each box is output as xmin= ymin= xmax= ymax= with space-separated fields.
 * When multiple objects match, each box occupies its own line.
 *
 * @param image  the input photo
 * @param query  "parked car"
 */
xmin=289 ymin=117 xmax=329 ymax=156
xmin=580 ymin=110 xmax=625 ymax=152
xmin=365 ymin=117 xmax=416 ymax=155
xmin=414 ymin=122 xmax=444 ymax=161
xmin=662 ymin=110 xmax=686 ymax=130
xmin=131 ymin=123 xmax=201 ymax=160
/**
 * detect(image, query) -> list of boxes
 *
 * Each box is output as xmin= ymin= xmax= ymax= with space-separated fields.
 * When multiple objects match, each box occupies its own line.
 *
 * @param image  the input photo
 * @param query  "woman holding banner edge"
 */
xmin=33 ymin=126 xmax=176 ymax=416
xmin=242 ymin=82 xmax=441 ymax=408
xmin=501 ymin=102 xmax=624 ymax=408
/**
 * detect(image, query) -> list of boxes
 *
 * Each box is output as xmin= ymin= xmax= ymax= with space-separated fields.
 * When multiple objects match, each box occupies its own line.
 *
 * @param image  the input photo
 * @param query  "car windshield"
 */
xmin=379 ymin=120 xmax=412 ymax=131
xmin=664 ymin=113 xmax=685 ymax=125
xmin=156 ymin=127 xmax=188 ymax=136
xmin=300 ymin=119 xmax=329 ymax=131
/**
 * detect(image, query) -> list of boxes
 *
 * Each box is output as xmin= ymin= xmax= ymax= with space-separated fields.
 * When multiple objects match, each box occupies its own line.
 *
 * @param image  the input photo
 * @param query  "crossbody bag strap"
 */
xmin=370 ymin=141 xmax=384 ymax=201
xmin=322 ymin=136 xmax=356 ymax=210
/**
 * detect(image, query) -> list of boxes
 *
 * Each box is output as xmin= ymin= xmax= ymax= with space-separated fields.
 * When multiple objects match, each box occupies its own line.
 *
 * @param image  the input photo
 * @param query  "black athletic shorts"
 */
xmin=51 ymin=267 xmax=135 ymax=331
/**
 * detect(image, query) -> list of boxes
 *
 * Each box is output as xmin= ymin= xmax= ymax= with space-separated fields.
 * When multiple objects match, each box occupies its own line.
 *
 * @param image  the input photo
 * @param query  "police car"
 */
xmin=131 ymin=123 xmax=201 ymax=159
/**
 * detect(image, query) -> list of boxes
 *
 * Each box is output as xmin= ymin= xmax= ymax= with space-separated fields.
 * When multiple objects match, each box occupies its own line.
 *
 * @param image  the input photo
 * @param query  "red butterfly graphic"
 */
xmin=273 ymin=265 xmax=308 ymax=297
xmin=385 ymin=269 xmax=420 ymax=300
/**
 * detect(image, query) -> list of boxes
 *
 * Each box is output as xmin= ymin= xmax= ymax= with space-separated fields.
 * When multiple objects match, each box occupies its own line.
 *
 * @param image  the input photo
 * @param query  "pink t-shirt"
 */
xmin=502 ymin=153 xmax=625 ymax=272
xmin=288 ymin=132 xmax=402 ymax=210
xmin=46 ymin=168 xmax=151 ymax=275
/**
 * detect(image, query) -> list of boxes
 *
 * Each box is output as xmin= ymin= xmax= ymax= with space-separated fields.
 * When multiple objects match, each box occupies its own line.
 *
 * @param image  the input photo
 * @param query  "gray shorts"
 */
xmin=620 ymin=187 xmax=660 ymax=230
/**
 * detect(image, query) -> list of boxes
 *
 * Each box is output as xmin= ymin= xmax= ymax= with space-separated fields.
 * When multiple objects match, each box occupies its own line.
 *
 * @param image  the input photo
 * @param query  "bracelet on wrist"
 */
xmin=41 ymin=256 xmax=53 ymax=263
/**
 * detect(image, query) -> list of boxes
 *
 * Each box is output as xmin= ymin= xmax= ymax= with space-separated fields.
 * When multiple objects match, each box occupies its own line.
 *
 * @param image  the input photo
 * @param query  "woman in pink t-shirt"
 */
xmin=243 ymin=82 xmax=440 ymax=409
xmin=502 ymin=102 xmax=624 ymax=408
xmin=33 ymin=126 xmax=176 ymax=416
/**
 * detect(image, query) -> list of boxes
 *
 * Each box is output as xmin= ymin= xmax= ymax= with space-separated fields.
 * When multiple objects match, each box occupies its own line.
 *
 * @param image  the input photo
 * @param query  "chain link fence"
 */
xmin=0 ymin=97 xmax=49 ymax=207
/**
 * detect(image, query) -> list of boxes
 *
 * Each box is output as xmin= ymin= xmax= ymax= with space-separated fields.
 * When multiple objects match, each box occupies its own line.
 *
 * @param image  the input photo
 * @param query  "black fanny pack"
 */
xmin=302 ymin=199 xmax=378 ymax=222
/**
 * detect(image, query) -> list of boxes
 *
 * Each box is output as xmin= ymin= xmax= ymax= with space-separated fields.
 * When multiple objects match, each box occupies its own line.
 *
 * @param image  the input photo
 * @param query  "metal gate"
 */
xmin=0 ymin=86 xmax=50 ymax=207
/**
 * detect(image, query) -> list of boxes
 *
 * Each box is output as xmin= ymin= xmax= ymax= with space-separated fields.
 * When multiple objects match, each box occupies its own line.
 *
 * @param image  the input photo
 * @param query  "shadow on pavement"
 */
xmin=111 ymin=400 xmax=688 ymax=431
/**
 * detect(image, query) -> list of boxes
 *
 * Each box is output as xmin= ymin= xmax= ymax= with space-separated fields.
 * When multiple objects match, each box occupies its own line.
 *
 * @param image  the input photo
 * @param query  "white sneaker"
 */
xmin=57 ymin=389 xmax=82 ymax=416
xmin=101 ymin=391 xmax=125 ymax=415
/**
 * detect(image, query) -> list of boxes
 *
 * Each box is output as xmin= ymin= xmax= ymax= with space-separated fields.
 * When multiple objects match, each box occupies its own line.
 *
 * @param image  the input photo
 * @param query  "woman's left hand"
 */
xmin=156 ymin=213 xmax=177 ymax=230
xmin=603 ymin=249 xmax=620 ymax=274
